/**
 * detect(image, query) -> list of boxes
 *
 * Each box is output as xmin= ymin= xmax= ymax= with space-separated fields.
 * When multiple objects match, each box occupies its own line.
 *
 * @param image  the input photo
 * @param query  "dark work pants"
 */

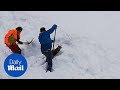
xmin=7 ymin=44 xmax=21 ymax=54
xmin=42 ymin=50 xmax=53 ymax=71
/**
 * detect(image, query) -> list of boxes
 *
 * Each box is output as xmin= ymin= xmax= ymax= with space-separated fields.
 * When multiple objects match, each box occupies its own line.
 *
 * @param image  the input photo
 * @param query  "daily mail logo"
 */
xmin=4 ymin=54 xmax=27 ymax=77
xmin=8 ymin=59 xmax=24 ymax=71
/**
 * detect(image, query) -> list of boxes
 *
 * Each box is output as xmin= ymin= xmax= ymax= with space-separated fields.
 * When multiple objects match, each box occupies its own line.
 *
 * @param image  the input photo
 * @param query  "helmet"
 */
xmin=16 ymin=27 xmax=23 ymax=32
xmin=40 ymin=27 xmax=46 ymax=32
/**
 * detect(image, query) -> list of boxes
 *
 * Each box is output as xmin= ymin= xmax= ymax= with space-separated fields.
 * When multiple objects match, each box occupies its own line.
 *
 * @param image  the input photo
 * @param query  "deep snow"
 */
xmin=0 ymin=11 xmax=120 ymax=79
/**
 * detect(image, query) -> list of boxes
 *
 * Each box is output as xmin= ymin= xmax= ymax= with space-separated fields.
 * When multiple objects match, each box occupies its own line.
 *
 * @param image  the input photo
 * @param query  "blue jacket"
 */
xmin=38 ymin=24 xmax=57 ymax=53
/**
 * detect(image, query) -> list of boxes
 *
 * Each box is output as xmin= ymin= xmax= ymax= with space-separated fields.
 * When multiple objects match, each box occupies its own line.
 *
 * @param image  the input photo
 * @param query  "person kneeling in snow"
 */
xmin=38 ymin=24 xmax=57 ymax=72
xmin=4 ymin=27 xmax=23 ymax=54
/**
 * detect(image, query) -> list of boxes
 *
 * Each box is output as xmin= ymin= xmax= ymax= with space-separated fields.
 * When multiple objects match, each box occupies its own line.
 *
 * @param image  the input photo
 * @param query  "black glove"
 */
xmin=18 ymin=41 xmax=23 ymax=44
xmin=52 ymin=40 xmax=54 ymax=42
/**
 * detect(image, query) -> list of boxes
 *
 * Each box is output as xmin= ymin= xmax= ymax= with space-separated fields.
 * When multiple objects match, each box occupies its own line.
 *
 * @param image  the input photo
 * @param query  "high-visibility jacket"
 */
xmin=4 ymin=29 xmax=20 ymax=46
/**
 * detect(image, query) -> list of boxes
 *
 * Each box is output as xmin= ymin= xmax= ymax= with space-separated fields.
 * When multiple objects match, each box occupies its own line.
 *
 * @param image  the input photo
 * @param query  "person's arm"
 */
xmin=46 ymin=24 xmax=57 ymax=34
xmin=16 ymin=34 xmax=23 ymax=44
xmin=17 ymin=40 xmax=23 ymax=44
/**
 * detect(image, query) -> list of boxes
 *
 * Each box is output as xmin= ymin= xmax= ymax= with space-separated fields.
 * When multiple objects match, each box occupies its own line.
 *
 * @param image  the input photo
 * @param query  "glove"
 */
xmin=52 ymin=40 xmax=54 ymax=42
xmin=53 ymin=24 xmax=57 ymax=29
xmin=18 ymin=41 xmax=23 ymax=44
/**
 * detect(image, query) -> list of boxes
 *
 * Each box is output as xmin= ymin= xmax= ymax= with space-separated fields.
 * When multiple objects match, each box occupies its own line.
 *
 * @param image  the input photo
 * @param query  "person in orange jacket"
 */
xmin=4 ymin=27 xmax=23 ymax=54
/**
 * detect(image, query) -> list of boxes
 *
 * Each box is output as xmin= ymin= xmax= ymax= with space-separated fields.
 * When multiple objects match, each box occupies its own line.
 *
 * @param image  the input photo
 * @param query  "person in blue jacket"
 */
xmin=38 ymin=24 xmax=57 ymax=72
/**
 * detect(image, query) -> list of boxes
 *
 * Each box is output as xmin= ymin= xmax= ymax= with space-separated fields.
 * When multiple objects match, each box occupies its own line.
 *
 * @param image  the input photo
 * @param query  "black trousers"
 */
xmin=42 ymin=50 xmax=53 ymax=71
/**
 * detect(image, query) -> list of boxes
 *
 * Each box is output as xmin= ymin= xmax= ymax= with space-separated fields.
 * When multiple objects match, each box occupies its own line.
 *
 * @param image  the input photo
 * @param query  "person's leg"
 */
xmin=42 ymin=50 xmax=48 ymax=62
xmin=8 ymin=44 xmax=21 ymax=54
xmin=44 ymin=50 xmax=53 ymax=72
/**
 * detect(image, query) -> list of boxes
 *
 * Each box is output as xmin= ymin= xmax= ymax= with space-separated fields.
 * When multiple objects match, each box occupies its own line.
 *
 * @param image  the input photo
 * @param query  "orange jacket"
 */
xmin=4 ymin=29 xmax=20 ymax=46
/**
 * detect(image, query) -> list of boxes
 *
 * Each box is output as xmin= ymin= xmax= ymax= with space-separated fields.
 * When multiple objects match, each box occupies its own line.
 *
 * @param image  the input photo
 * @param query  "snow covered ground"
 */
xmin=1 ymin=11 xmax=120 ymax=79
